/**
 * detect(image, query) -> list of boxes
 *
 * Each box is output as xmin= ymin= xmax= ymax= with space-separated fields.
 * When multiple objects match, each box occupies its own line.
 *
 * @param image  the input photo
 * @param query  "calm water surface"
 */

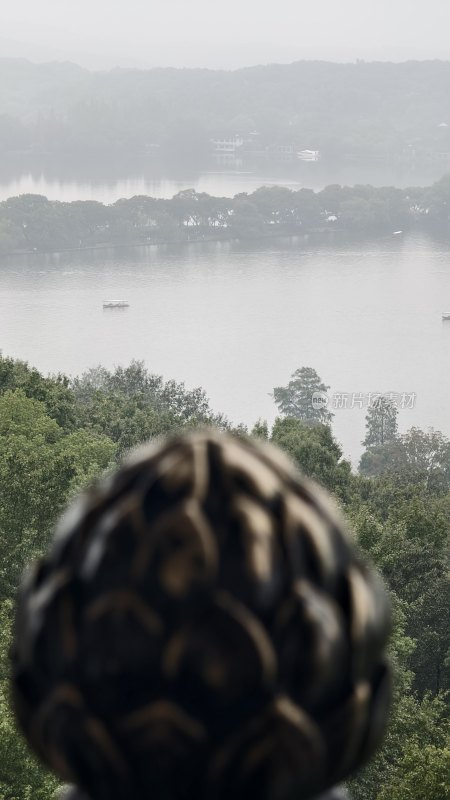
xmin=1 ymin=233 xmax=450 ymax=463
xmin=1 ymin=160 xmax=449 ymax=203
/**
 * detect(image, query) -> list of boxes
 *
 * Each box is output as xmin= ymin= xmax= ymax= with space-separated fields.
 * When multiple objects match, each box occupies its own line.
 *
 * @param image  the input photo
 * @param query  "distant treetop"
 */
xmin=273 ymin=366 xmax=334 ymax=425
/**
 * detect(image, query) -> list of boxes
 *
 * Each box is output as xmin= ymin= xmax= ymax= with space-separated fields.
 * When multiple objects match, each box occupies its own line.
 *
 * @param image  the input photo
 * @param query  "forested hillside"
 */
xmin=1 ymin=59 xmax=450 ymax=160
xmin=0 ymin=354 xmax=448 ymax=800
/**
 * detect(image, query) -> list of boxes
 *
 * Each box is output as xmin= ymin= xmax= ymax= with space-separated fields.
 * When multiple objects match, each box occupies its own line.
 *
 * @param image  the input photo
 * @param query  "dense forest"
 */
xmin=0 ymin=355 xmax=448 ymax=800
xmin=1 ymin=59 xmax=450 ymax=162
xmin=2 ymin=177 xmax=450 ymax=254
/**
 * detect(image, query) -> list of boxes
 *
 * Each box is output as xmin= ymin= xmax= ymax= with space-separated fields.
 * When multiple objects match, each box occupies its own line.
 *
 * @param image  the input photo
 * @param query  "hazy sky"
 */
xmin=2 ymin=0 xmax=450 ymax=69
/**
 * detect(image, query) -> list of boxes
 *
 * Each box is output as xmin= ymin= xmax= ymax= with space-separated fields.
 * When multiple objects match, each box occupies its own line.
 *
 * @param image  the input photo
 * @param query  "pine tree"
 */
xmin=362 ymin=395 xmax=398 ymax=447
xmin=272 ymin=367 xmax=333 ymax=425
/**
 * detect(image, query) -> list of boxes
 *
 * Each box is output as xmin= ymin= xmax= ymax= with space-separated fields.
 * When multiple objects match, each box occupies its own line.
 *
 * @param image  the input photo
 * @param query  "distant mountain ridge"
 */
xmin=1 ymin=58 xmax=450 ymax=160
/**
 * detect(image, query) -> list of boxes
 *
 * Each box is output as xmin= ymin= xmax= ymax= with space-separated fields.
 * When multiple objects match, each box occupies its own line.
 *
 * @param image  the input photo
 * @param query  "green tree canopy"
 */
xmin=0 ymin=355 xmax=448 ymax=800
xmin=270 ymin=416 xmax=351 ymax=498
xmin=360 ymin=427 xmax=450 ymax=492
xmin=0 ymin=389 xmax=115 ymax=601
xmin=273 ymin=367 xmax=334 ymax=425
xmin=0 ymin=353 xmax=76 ymax=430
xmin=71 ymin=361 xmax=229 ymax=455
xmin=362 ymin=395 xmax=398 ymax=448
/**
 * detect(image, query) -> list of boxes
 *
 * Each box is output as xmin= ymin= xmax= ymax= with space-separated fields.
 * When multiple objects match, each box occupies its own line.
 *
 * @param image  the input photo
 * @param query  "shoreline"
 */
xmin=1 ymin=228 xmax=404 ymax=260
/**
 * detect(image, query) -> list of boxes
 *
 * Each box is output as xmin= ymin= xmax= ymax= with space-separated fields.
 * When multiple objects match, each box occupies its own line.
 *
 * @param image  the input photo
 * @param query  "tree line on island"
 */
xmin=0 ymin=354 xmax=448 ymax=800
xmin=2 ymin=176 xmax=450 ymax=254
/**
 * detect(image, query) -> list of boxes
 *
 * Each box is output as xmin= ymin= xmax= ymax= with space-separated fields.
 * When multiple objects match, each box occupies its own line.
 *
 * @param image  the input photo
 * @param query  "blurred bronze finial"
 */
xmin=12 ymin=431 xmax=391 ymax=800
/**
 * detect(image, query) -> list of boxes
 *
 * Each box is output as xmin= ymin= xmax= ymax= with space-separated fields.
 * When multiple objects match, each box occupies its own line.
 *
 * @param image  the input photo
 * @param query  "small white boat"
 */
xmin=297 ymin=149 xmax=320 ymax=162
xmin=442 ymin=312 xmax=450 ymax=320
xmin=102 ymin=301 xmax=129 ymax=309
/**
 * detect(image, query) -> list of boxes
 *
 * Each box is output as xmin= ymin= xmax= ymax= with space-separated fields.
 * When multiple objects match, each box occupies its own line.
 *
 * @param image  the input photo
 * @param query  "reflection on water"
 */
xmin=1 ymin=158 xmax=450 ymax=203
xmin=1 ymin=233 xmax=450 ymax=463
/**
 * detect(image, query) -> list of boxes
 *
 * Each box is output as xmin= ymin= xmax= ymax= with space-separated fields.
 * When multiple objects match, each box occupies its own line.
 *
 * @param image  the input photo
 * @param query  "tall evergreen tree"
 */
xmin=272 ymin=367 xmax=333 ymax=425
xmin=363 ymin=395 xmax=398 ymax=448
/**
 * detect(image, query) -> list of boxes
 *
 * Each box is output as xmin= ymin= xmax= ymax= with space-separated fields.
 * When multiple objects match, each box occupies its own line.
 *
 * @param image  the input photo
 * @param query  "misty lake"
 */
xmin=1 ymin=232 xmax=450 ymax=463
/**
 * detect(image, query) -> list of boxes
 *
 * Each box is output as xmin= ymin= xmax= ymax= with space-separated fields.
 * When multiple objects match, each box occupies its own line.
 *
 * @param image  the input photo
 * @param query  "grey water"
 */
xmin=1 ymin=232 xmax=450 ymax=464
xmin=1 ymin=160 xmax=449 ymax=203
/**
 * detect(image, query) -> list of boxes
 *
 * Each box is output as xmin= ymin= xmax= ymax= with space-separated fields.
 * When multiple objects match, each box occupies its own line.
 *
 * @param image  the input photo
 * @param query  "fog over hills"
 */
xmin=1 ymin=57 xmax=450 ymax=165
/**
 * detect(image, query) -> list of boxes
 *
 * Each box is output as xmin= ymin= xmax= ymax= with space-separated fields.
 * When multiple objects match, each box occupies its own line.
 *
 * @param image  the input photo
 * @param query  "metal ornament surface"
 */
xmin=12 ymin=431 xmax=391 ymax=800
